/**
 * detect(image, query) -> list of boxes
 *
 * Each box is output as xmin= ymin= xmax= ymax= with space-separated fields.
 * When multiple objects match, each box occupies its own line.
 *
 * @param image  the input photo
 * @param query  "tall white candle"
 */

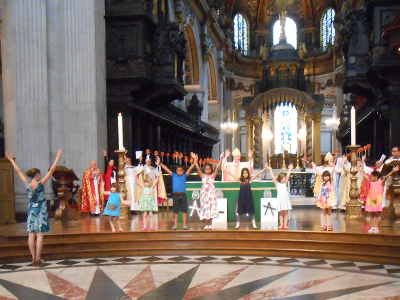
xmin=351 ymin=106 xmax=356 ymax=145
xmin=118 ymin=113 xmax=124 ymax=150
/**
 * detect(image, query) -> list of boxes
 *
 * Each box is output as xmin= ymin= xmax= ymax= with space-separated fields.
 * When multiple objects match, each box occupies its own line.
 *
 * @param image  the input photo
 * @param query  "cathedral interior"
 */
xmin=0 ymin=0 xmax=400 ymax=174
xmin=0 ymin=1 xmax=400 ymax=299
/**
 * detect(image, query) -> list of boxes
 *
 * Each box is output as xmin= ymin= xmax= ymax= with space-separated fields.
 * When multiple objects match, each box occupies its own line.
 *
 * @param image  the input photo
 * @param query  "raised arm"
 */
xmin=41 ymin=149 xmax=63 ymax=185
xmin=212 ymin=152 xmax=225 ymax=178
xmin=284 ymin=164 xmax=294 ymax=184
xmin=5 ymin=152 xmax=29 ymax=185
xmin=193 ymin=154 xmax=203 ymax=178
xmin=186 ymin=162 xmax=196 ymax=175
xmin=157 ymin=156 xmax=173 ymax=175
xmin=251 ymin=163 xmax=268 ymax=181
xmin=248 ymin=150 xmax=254 ymax=171
xmin=267 ymin=166 xmax=277 ymax=184
xmin=382 ymin=166 xmax=399 ymax=183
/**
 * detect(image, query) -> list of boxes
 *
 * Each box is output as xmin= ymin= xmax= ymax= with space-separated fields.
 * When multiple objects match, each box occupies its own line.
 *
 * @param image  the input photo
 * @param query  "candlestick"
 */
xmin=346 ymin=145 xmax=362 ymax=218
xmin=115 ymin=149 xmax=128 ymax=219
xmin=351 ymin=106 xmax=356 ymax=145
xmin=118 ymin=113 xmax=124 ymax=150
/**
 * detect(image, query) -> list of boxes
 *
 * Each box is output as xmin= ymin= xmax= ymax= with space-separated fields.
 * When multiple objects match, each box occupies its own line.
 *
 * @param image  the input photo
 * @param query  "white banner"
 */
xmin=212 ymin=198 xmax=227 ymax=230
xmin=260 ymin=198 xmax=279 ymax=230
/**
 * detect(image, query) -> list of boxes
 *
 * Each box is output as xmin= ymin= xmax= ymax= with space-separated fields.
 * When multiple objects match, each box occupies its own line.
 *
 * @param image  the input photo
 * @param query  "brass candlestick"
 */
xmin=115 ymin=150 xmax=129 ymax=219
xmin=346 ymin=145 xmax=362 ymax=218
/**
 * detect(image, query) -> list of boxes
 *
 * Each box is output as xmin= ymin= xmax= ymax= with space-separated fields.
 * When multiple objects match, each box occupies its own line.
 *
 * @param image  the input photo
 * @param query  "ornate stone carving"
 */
xmin=341 ymin=7 xmax=370 ymax=80
xmin=153 ymin=22 xmax=186 ymax=84
xmin=202 ymin=34 xmax=214 ymax=59
xmin=187 ymin=94 xmax=203 ymax=120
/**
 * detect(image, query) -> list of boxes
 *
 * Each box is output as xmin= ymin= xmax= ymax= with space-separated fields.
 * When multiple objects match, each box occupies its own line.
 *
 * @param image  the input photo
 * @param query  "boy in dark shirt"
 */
xmin=157 ymin=156 xmax=196 ymax=230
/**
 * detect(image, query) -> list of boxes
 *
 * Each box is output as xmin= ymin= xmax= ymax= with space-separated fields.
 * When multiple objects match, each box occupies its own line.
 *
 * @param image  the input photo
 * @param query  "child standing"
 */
xmin=235 ymin=165 xmax=268 ymax=229
xmin=103 ymin=183 xmax=130 ymax=232
xmin=317 ymin=171 xmax=336 ymax=231
xmin=157 ymin=155 xmax=196 ymax=230
xmin=363 ymin=167 xmax=398 ymax=233
xmin=267 ymin=164 xmax=293 ymax=230
xmin=136 ymin=173 xmax=159 ymax=230
xmin=195 ymin=153 xmax=225 ymax=230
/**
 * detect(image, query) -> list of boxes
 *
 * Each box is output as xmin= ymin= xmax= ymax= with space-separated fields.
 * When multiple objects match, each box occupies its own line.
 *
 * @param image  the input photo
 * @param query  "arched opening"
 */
xmin=274 ymin=103 xmax=298 ymax=154
xmin=320 ymin=8 xmax=336 ymax=51
xmin=273 ymin=17 xmax=297 ymax=49
xmin=184 ymin=26 xmax=200 ymax=85
xmin=233 ymin=13 xmax=249 ymax=55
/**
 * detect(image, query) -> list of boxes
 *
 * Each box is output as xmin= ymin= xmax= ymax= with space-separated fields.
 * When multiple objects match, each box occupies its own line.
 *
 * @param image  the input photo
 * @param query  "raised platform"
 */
xmin=0 ymin=209 xmax=399 ymax=265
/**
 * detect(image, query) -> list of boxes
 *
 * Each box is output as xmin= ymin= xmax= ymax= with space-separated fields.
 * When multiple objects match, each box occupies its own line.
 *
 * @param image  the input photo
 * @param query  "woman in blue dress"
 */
xmin=6 ymin=150 xmax=63 ymax=265
xmin=103 ymin=183 xmax=129 ymax=232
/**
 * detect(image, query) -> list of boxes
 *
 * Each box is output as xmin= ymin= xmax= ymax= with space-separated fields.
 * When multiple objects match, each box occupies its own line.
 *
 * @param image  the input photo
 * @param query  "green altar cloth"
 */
xmin=185 ymin=181 xmax=276 ymax=222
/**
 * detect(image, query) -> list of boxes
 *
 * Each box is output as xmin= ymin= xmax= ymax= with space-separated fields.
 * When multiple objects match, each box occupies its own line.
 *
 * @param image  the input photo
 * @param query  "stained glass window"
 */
xmin=273 ymin=17 xmax=297 ymax=49
xmin=234 ymin=13 xmax=249 ymax=55
xmin=274 ymin=104 xmax=298 ymax=154
xmin=320 ymin=8 xmax=336 ymax=51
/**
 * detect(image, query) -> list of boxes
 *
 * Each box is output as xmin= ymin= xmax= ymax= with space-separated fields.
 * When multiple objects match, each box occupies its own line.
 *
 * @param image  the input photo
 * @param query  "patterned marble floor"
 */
xmin=0 ymin=256 xmax=399 ymax=300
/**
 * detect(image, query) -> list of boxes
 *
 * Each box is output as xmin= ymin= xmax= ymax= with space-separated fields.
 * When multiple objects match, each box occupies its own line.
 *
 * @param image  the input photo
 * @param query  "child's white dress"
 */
xmin=276 ymin=182 xmax=292 ymax=211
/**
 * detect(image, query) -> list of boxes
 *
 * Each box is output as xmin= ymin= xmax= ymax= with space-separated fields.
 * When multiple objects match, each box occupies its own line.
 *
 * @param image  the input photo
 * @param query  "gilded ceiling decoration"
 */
xmin=227 ymin=0 xmax=340 ymax=26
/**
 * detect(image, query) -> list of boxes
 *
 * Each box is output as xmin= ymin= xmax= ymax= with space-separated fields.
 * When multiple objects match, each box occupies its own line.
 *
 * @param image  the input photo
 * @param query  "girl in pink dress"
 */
xmin=316 ymin=171 xmax=335 ymax=231
xmin=363 ymin=166 xmax=399 ymax=233
xmin=195 ymin=153 xmax=225 ymax=230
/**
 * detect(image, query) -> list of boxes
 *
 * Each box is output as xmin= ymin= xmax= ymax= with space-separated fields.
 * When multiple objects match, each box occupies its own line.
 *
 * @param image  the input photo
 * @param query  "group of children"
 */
xmin=313 ymin=157 xmax=400 ymax=233
xmin=101 ymin=151 xmax=298 ymax=231
xmin=7 ymin=145 xmax=399 ymax=266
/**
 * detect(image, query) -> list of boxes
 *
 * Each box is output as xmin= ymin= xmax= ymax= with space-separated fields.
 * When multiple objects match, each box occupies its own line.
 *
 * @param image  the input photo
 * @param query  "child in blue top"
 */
xmin=103 ymin=183 xmax=129 ymax=232
xmin=157 ymin=155 xmax=196 ymax=230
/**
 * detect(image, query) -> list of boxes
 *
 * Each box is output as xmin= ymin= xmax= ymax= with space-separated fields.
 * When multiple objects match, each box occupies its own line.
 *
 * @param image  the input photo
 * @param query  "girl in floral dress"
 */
xmin=136 ymin=174 xmax=159 ymax=230
xmin=195 ymin=153 xmax=225 ymax=230
xmin=317 ymin=171 xmax=336 ymax=231
xmin=6 ymin=150 xmax=63 ymax=265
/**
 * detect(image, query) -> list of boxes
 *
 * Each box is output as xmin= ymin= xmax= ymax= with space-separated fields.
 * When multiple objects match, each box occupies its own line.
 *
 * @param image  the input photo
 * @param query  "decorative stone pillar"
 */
xmin=312 ymin=113 xmax=322 ymax=165
xmin=247 ymin=116 xmax=255 ymax=157
xmin=262 ymin=111 xmax=271 ymax=166
xmin=2 ymin=0 xmax=107 ymax=213
xmin=2 ymin=0 xmax=51 ymax=212
xmin=53 ymin=0 xmax=107 ymax=177
xmin=253 ymin=116 xmax=263 ymax=169
xmin=305 ymin=115 xmax=313 ymax=162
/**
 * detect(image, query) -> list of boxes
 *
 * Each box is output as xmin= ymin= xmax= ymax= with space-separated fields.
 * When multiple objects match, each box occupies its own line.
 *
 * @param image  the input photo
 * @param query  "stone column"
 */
xmin=253 ymin=116 xmax=263 ymax=169
xmin=247 ymin=116 xmax=254 ymax=156
xmin=47 ymin=0 xmax=107 ymax=177
xmin=312 ymin=113 xmax=322 ymax=165
xmin=2 ymin=0 xmax=51 ymax=212
xmin=305 ymin=115 xmax=313 ymax=161
xmin=262 ymin=110 xmax=272 ymax=166
xmin=2 ymin=0 xmax=107 ymax=213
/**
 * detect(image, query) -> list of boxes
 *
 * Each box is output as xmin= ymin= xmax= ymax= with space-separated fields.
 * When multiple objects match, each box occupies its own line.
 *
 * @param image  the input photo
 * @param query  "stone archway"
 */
xmin=184 ymin=26 xmax=200 ymax=85
xmin=246 ymin=88 xmax=323 ymax=166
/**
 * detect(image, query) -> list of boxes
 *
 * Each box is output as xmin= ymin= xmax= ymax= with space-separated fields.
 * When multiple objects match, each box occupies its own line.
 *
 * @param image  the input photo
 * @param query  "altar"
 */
xmin=186 ymin=180 xmax=276 ymax=222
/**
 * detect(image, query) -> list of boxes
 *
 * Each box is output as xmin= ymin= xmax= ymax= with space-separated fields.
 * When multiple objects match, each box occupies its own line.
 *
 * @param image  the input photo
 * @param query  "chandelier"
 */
xmin=220 ymin=110 xmax=238 ymax=132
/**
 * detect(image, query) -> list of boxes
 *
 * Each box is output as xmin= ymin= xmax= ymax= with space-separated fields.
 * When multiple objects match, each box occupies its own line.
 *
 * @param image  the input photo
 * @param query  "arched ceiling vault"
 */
xmin=226 ymin=0 xmax=341 ymax=27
